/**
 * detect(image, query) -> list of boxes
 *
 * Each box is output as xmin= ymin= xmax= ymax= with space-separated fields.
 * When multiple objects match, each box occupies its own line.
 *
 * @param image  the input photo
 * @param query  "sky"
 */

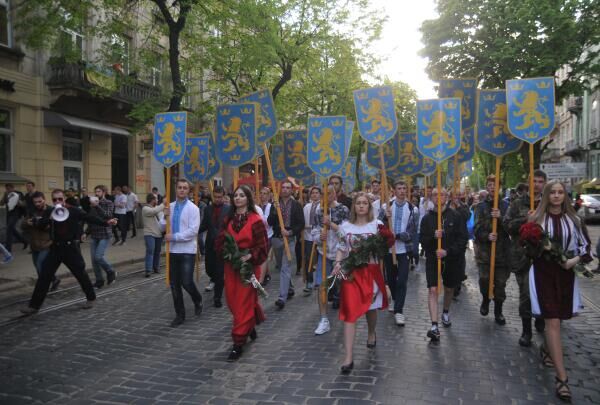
xmin=370 ymin=0 xmax=439 ymax=99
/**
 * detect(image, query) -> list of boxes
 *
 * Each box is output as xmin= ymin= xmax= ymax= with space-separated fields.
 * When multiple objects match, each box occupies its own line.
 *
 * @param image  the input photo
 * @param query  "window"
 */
xmin=593 ymin=99 xmax=599 ymax=135
xmin=181 ymin=70 xmax=192 ymax=107
xmin=110 ymin=34 xmax=131 ymax=74
xmin=57 ymin=28 xmax=84 ymax=60
xmin=63 ymin=130 xmax=83 ymax=191
xmin=0 ymin=0 xmax=11 ymax=47
xmin=0 ymin=108 xmax=12 ymax=172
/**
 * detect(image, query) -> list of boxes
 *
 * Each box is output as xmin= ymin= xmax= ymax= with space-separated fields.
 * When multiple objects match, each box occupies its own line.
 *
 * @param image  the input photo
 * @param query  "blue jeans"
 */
xmin=144 ymin=235 xmax=163 ymax=273
xmin=169 ymin=253 xmax=202 ymax=319
xmin=32 ymin=249 xmax=49 ymax=276
xmin=384 ymin=253 xmax=409 ymax=314
xmin=272 ymin=236 xmax=296 ymax=302
xmin=90 ymin=237 xmax=114 ymax=283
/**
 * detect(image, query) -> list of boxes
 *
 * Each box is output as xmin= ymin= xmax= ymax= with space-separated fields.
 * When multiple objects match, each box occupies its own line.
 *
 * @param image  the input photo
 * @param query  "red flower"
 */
xmin=378 ymin=224 xmax=395 ymax=248
xmin=519 ymin=222 xmax=543 ymax=245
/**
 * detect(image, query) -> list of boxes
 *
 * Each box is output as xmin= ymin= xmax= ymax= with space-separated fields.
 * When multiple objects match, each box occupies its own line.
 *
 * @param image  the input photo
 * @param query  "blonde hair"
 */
xmin=531 ymin=180 xmax=580 ymax=227
xmin=350 ymin=192 xmax=374 ymax=224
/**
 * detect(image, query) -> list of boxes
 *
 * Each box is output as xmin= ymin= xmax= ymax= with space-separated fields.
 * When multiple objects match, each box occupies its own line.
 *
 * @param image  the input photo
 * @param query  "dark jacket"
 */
xmin=503 ymin=194 xmax=535 ymax=273
xmin=474 ymin=197 xmax=510 ymax=266
xmin=34 ymin=206 xmax=108 ymax=245
xmin=267 ymin=198 xmax=304 ymax=238
xmin=420 ymin=207 xmax=468 ymax=260
xmin=199 ymin=203 xmax=231 ymax=247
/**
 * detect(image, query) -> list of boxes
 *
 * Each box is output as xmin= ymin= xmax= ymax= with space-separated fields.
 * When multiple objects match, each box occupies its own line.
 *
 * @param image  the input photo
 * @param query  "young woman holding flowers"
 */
xmin=332 ymin=192 xmax=394 ymax=374
xmin=215 ymin=185 xmax=269 ymax=362
xmin=525 ymin=180 xmax=591 ymax=402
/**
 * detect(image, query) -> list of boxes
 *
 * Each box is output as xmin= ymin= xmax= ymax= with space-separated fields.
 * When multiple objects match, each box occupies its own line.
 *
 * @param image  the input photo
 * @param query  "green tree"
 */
xmin=420 ymin=0 xmax=600 ymax=169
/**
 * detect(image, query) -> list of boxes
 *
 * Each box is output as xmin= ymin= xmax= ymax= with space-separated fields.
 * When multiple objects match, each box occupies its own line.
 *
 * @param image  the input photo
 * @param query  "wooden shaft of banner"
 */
xmin=529 ymin=143 xmax=535 ymax=211
xmin=194 ymin=182 xmax=201 ymax=283
xmin=453 ymin=154 xmax=460 ymax=197
xmin=425 ymin=175 xmax=428 ymax=192
xmin=308 ymin=241 xmax=317 ymax=274
xmin=321 ymin=181 xmax=329 ymax=306
xmin=488 ymin=156 xmax=502 ymax=300
xmin=255 ymin=158 xmax=260 ymax=201
xmin=233 ymin=167 xmax=239 ymax=190
xmin=436 ymin=165 xmax=442 ymax=294
xmin=208 ymin=179 xmax=214 ymax=195
xmin=262 ymin=144 xmax=292 ymax=260
xmin=165 ymin=167 xmax=171 ymax=287
xmin=379 ymin=146 xmax=397 ymax=266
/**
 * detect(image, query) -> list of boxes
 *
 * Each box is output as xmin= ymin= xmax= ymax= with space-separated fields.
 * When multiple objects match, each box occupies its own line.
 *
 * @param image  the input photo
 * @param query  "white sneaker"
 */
xmin=205 ymin=282 xmax=215 ymax=292
xmin=441 ymin=312 xmax=451 ymax=327
xmin=314 ymin=318 xmax=331 ymax=335
xmin=394 ymin=313 xmax=405 ymax=326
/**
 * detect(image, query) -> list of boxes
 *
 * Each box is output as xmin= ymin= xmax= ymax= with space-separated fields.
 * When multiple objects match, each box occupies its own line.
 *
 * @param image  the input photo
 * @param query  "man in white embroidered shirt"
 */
xmin=161 ymin=179 xmax=202 ymax=327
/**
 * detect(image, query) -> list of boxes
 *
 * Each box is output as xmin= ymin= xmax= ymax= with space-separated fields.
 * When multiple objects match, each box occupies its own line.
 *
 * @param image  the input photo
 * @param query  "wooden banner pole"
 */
xmin=379 ymin=146 xmax=397 ymax=266
xmin=194 ymin=182 xmax=201 ymax=283
xmin=453 ymin=154 xmax=460 ymax=197
xmin=436 ymin=165 xmax=442 ymax=293
xmin=255 ymin=158 xmax=260 ymax=201
xmin=488 ymin=156 xmax=502 ymax=300
xmin=321 ymin=181 xmax=329 ymax=306
xmin=262 ymin=144 xmax=292 ymax=260
xmin=529 ymin=143 xmax=535 ymax=211
xmin=233 ymin=167 xmax=239 ymax=190
xmin=165 ymin=167 xmax=171 ymax=286
xmin=407 ymin=176 xmax=412 ymax=202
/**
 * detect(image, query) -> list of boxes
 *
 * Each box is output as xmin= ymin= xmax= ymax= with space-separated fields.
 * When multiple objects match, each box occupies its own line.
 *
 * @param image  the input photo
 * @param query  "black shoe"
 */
xmin=118 ymin=240 xmax=126 ymax=246
xmin=535 ymin=318 xmax=545 ymax=333
xmin=145 ymin=273 xmax=150 ymax=278
xmin=454 ymin=284 xmax=461 ymax=298
xmin=494 ymin=300 xmax=506 ymax=325
xmin=107 ymin=271 xmax=116 ymax=285
xmin=170 ymin=316 xmax=184 ymax=327
xmin=93 ymin=280 xmax=104 ymax=289
xmin=194 ymin=301 xmax=203 ymax=316
xmin=519 ymin=318 xmax=533 ymax=347
xmin=153 ymin=269 xmax=160 ymax=274
xmin=275 ymin=299 xmax=285 ymax=310
xmin=23 ymin=242 xmax=29 ymax=250
xmin=427 ymin=326 xmax=441 ymax=341
xmin=249 ymin=328 xmax=257 ymax=341
xmin=50 ymin=278 xmax=61 ymax=291
xmin=340 ymin=362 xmax=354 ymax=375
xmin=295 ymin=270 xmax=301 ymax=276
xmin=263 ymin=274 xmax=271 ymax=286
xmin=366 ymin=333 xmax=376 ymax=348
xmin=287 ymin=288 xmax=295 ymax=299
xmin=227 ymin=345 xmax=243 ymax=362
xmin=214 ymin=299 xmax=223 ymax=308
xmin=131 ymin=234 xmax=136 ymax=238
xmin=112 ymin=239 xmax=120 ymax=246
xmin=480 ymin=298 xmax=490 ymax=316
xmin=332 ymin=300 xmax=340 ymax=310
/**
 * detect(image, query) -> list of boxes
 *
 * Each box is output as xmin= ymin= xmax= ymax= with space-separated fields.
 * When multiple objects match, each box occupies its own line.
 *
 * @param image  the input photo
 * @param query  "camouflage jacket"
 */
xmin=473 ymin=197 xmax=510 ymax=266
xmin=503 ymin=195 xmax=536 ymax=273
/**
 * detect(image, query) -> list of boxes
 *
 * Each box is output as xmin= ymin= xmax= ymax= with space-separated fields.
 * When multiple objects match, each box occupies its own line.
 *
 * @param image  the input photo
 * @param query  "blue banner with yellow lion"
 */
xmin=271 ymin=144 xmax=287 ymax=181
xmin=205 ymin=132 xmax=221 ymax=180
xmin=458 ymin=126 xmax=475 ymax=163
xmin=215 ymin=103 xmax=257 ymax=167
xmin=307 ymin=116 xmax=348 ymax=178
xmin=353 ymin=86 xmax=398 ymax=145
xmin=359 ymin=154 xmax=380 ymax=183
xmin=397 ymin=132 xmax=423 ymax=176
xmin=153 ymin=111 xmax=187 ymax=168
xmin=438 ymin=79 xmax=477 ymax=130
xmin=416 ymin=98 xmax=462 ymax=163
xmin=239 ymin=89 xmax=278 ymax=144
xmin=282 ymin=129 xmax=313 ymax=180
xmin=506 ymin=77 xmax=555 ymax=143
xmin=341 ymin=156 xmax=357 ymax=192
xmin=184 ymin=136 xmax=210 ymax=182
xmin=420 ymin=156 xmax=436 ymax=176
xmin=366 ymin=131 xmax=400 ymax=170
xmin=477 ymin=89 xmax=523 ymax=157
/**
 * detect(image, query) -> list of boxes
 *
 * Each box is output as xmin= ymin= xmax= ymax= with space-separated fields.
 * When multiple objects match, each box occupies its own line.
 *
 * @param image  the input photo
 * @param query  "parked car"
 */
xmin=577 ymin=194 xmax=600 ymax=222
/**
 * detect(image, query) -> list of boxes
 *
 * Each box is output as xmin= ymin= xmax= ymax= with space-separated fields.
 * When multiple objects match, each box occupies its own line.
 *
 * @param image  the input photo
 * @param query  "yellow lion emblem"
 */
xmin=312 ymin=128 xmax=340 ymax=165
xmin=221 ymin=117 xmax=250 ymax=152
xmin=421 ymin=111 xmax=456 ymax=149
xmin=484 ymin=103 xmax=509 ymax=138
xmin=512 ymin=91 xmax=550 ymax=130
xmin=287 ymin=140 xmax=305 ymax=168
xmin=185 ymin=146 xmax=205 ymax=176
xmin=453 ymin=89 xmax=471 ymax=121
xmin=258 ymin=105 xmax=272 ymax=128
xmin=360 ymin=99 xmax=394 ymax=134
xmin=399 ymin=142 xmax=418 ymax=166
xmin=157 ymin=122 xmax=182 ymax=157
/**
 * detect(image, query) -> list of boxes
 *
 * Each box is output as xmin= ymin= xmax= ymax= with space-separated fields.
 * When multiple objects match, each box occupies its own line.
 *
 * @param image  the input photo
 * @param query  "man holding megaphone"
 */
xmin=21 ymin=189 xmax=118 ymax=315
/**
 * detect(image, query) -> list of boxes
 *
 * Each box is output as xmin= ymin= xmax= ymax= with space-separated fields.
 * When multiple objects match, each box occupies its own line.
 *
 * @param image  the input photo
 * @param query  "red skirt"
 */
xmin=224 ymin=264 xmax=265 ymax=345
xmin=339 ymin=263 xmax=388 ymax=323
xmin=532 ymin=258 xmax=576 ymax=320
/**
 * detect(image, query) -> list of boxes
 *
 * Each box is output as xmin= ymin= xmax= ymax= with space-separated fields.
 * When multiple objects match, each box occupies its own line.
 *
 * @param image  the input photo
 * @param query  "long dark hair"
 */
xmin=226 ymin=185 xmax=258 ymax=222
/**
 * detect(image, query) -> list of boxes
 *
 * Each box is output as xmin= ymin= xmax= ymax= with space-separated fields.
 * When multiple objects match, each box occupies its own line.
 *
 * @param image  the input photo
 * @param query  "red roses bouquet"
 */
xmin=519 ymin=222 xmax=593 ymax=278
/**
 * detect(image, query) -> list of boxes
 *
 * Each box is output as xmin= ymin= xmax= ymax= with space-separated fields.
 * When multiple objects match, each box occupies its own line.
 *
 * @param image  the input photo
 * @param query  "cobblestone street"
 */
xmin=1 ymin=250 xmax=600 ymax=405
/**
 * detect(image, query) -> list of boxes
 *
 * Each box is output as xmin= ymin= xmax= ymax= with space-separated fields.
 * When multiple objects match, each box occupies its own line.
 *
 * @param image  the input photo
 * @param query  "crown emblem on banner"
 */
xmin=420 ymin=103 xmax=434 ymax=111
xmin=311 ymin=120 xmax=322 ymax=128
xmin=378 ymin=89 xmax=390 ymax=97
xmin=174 ymin=115 xmax=185 ymax=122
xmin=332 ymin=119 xmax=344 ymax=127
xmin=463 ymin=81 xmax=475 ymax=88
xmin=356 ymin=92 xmax=369 ymax=100
xmin=321 ymin=168 xmax=332 ymax=175
xmin=433 ymin=151 xmax=445 ymax=159
xmin=483 ymin=94 xmax=496 ymax=101
xmin=258 ymin=130 xmax=265 ymax=137
xmin=231 ymin=154 xmax=241 ymax=161
xmin=444 ymin=101 xmax=458 ymax=109
xmin=510 ymin=83 xmax=524 ymax=91
xmin=164 ymin=158 xmax=173 ymax=165
xmin=157 ymin=116 xmax=166 ymax=123
xmin=493 ymin=142 xmax=506 ymax=149
xmin=221 ymin=108 xmax=231 ymax=116
xmin=536 ymin=81 xmax=551 ymax=89
xmin=259 ymin=91 xmax=268 ymax=98
xmin=241 ymin=107 xmax=253 ymax=114
xmin=524 ymin=132 xmax=538 ymax=139
xmin=442 ymin=81 xmax=454 ymax=88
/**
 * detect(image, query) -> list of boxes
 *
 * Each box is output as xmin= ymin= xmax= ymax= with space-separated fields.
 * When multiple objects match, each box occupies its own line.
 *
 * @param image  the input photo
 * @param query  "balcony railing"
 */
xmin=564 ymin=139 xmax=587 ymax=156
xmin=47 ymin=61 xmax=160 ymax=104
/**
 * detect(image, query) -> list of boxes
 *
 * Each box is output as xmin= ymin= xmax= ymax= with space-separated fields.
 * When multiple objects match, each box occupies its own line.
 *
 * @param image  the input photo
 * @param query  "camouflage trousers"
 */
xmin=513 ymin=269 xmax=532 ymax=319
xmin=477 ymin=263 xmax=510 ymax=302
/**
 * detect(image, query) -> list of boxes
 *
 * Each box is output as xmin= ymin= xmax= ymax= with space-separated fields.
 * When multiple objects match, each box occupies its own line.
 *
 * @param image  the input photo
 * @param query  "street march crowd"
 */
xmin=0 ymin=168 xmax=593 ymax=403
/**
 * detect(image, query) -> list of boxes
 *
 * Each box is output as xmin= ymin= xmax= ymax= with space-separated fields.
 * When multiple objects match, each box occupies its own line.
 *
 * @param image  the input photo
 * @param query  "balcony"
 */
xmin=567 ymin=96 xmax=583 ymax=115
xmin=541 ymin=147 xmax=561 ymax=162
xmin=564 ymin=139 xmax=587 ymax=157
xmin=47 ymin=60 xmax=160 ymax=105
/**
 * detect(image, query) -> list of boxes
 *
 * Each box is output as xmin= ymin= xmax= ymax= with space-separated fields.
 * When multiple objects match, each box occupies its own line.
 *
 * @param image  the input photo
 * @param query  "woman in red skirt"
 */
xmin=216 ymin=185 xmax=268 ymax=362
xmin=528 ymin=181 xmax=591 ymax=402
xmin=332 ymin=192 xmax=390 ymax=374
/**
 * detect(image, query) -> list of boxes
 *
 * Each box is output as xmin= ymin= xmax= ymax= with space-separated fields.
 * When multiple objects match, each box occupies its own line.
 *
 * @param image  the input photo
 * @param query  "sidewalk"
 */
xmin=0 ymin=236 xmax=150 ymax=293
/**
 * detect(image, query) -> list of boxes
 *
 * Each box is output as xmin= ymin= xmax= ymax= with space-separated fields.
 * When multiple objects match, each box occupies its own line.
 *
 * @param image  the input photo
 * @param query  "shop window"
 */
xmin=63 ymin=130 xmax=83 ymax=191
xmin=0 ymin=0 xmax=11 ymax=47
xmin=0 ymin=108 xmax=12 ymax=172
